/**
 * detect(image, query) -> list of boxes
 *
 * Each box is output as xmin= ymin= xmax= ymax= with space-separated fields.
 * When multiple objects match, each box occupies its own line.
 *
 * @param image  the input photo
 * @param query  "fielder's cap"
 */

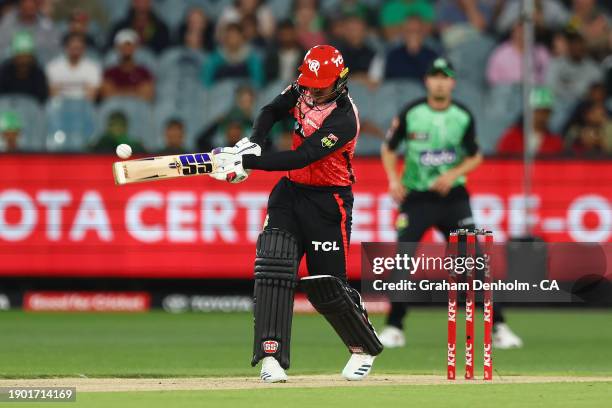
xmin=114 ymin=28 xmax=138 ymax=46
xmin=427 ymin=57 xmax=455 ymax=78
xmin=11 ymin=31 xmax=34 ymax=55
xmin=0 ymin=111 xmax=22 ymax=132
xmin=530 ymin=87 xmax=554 ymax=110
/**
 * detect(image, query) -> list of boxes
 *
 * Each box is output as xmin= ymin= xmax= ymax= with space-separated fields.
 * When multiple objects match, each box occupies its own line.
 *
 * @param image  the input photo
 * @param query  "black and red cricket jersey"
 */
xmin=243 ymin=83 xmax=360 ymax=187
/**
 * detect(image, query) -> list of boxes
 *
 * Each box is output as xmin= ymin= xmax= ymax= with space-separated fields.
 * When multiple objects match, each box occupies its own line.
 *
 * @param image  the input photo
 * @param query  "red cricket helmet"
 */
xmin=297 ymin=45 xmax=348 ymax=89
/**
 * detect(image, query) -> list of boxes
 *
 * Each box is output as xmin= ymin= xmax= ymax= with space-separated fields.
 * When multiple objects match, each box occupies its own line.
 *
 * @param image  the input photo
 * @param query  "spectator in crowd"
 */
xmin=91 ymin=111 xmax=145 ymax=153
xmin=561 ymin=82 xmax=610 ymax=134
xmin=60 ymin=9 xmax=100 ymax=52
xmin=0 ymin=0 xmax=60 ymax=62
xmin=263 ymin=20 xmax=304 ymax=84
xmin=330 ymin=0 xmax=376 ymax=26
xmin=52 ymin=0 xmax=108 ymax=35
xmin=435 ymin=0 xmax=500 ymax=48
xmin=46 ymin=33 xmax=101 ymax=101
xmin=379 ymin=0 xmax=434 ymax=42
xmin=240 ymin=13 xmax=267 ymax=48
xmin=0 ymin=111 xmax=23 ymax=152
xmin=160 ymin=118 xmax=186 ymax=154
xmin=436 ymin=0 xmax=497 ymax=32
xmin=487 ymin=22 xmax=551 ymax=85
xmin=216 ymin=0 xmax=276 ymax=41
xmin=334 ymin=13 xmax=377 ymax=88
xmin=547 ymin=30 xmax=602 ymax=103
xmin=293 ymin=0 xmax=327 ymax=49
xmin=565 ymin=101 xmax=612 ymax=155
xmin=176 ymin=7 xmax=215 ymax=52
xmin=101 ymin=29 xmax=155 ymax=102
xmin=197 ymin=85 xmax=256 ymax=151
xmin=108 ymin=0 xmax=170 ymax=54
xmin=201 ymin=23 xmax=264 ymax=88
xmin=371 ymin=16 xmax=438 ymax=83
xmin=0 ymin=31 xmax=48 ymax=103
xmin=496 ymin=0 xmax=569 ymax=35
xmin=566 ymin=0 xmax=610 ymax=59
xmin=497 ymin=87 xmax=564 ymax=155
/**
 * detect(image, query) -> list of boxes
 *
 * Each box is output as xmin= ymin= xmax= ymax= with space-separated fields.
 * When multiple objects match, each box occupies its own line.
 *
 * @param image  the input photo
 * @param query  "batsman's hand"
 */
xmin=210 ymin=138 xmax=261 ymax=184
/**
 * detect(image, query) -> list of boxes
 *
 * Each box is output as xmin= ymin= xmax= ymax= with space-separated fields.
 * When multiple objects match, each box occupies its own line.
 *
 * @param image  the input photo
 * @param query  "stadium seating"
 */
xmin=454 ymin=81 xmax=485 ymax=118
xmin=157 ymin=47 xmax=206 ymax=85
xmin=448 ymin=34 xmax=497 ymax=88
xmin=255 ymin=80 xmax=286 ymax=113
xmin=205 ymin=80 xmax=242 ymax=124
xmin=347 ymin=81 xmax=373 ymax=123
xmin=45 ymin=98 xmax=97 ymax=152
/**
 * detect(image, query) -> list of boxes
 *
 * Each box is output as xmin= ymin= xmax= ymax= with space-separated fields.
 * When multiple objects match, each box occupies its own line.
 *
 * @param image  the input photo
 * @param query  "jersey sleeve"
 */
xmin=461 ymin=111 xmax=479 ymax=156
xmin=243 ymin=103 xmax=358 ymax=171
xmin=384 ymin=104 xmax=410 ymax=151
xmin=250 ymin=83 xmax=299 ymax=146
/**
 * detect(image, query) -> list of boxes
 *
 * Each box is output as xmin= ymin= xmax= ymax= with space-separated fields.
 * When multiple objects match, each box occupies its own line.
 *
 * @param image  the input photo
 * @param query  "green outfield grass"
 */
xmin=1 ymin=309 xmax=611 ymax=378
xmin=0 ymin=309 xmax=611 ymax=407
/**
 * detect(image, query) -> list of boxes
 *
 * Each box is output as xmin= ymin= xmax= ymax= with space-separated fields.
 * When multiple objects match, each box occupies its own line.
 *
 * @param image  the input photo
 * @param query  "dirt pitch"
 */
xmin=1 ymin=375 xmax=612 ymax=392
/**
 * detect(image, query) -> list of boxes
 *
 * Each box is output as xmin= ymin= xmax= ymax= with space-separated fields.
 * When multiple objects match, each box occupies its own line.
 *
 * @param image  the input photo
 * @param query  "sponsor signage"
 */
xmin=0 ymin=156 xmax=610 ymax=279
xmin=23 ymin=292 xmax=150 ymax=312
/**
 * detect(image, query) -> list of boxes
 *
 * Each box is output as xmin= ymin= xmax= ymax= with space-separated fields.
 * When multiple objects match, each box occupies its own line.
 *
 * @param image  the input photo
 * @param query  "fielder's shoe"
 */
xmin=378 ymin=326 xmax=406 ymax=348
xmin=342 ymin=353 xmax=375 ymax=381
xmin=493 ymin=323 xmax=523 ymax=349
xmin=260 ymin=356 xmax=288 ymax=383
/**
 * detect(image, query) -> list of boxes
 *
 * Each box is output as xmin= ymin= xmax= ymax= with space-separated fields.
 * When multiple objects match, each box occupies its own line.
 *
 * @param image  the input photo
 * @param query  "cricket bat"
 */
xmin=113 ymin=152 xmax=215 ymax=185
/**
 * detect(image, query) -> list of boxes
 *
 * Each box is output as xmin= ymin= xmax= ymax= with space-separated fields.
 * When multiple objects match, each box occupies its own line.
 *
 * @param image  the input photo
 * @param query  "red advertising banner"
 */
xmin=23 ymin=291 xmax=151 ymax=312
xmin=1 ymin=155 xmax=610 ymax=279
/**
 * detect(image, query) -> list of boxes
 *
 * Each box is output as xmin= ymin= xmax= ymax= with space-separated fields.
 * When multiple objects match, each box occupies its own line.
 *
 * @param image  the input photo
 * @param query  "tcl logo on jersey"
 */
xmin=312 ymin=241 xmax=340 ymax=251
xmin=262 ymin=340 xmax=279 ymax=354
xmin=419 ymin=149 xmax=457 ymax=166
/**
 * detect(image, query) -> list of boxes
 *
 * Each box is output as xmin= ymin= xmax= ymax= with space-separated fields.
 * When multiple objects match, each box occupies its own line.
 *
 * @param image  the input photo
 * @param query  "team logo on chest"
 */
xmin=321 ymin=134 xmax=338 ymax=148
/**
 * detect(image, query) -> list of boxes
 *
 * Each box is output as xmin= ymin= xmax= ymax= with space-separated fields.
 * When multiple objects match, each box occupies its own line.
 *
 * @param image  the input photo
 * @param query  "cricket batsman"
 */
xmin=211 ymin=45 xmax=383 ymax=383
xmin=378 ymin=58 xmax=523 ymax=350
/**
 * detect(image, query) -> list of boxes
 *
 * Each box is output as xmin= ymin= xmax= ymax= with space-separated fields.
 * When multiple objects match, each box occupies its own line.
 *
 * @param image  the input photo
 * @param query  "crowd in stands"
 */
xmin=0 ymin=0 xmax=611 ymax=156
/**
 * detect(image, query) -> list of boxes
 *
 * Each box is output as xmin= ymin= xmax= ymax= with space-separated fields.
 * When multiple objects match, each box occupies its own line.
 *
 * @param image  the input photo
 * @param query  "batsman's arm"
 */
xmin=250 ymin=83 xmax=299 ymax=146
xmin=243 ymin=109 xmax=357 ymax=171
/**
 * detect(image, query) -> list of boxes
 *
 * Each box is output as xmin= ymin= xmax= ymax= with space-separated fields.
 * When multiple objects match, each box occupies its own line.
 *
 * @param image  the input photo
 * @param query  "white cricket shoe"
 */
xmin=342 ymin=353 xmax=375 ymax=381
xmin=378 ymin=326 xmax=406 ymax=348
xmin=493 ymin=323 xmax=524 ymax=349
xmin=260 ymin=357 xmax=288 ymax=383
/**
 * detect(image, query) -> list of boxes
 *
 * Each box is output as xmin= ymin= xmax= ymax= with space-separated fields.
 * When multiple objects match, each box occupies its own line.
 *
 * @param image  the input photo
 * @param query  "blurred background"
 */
xmin=0 ymin=0 xmax=610 ymax=312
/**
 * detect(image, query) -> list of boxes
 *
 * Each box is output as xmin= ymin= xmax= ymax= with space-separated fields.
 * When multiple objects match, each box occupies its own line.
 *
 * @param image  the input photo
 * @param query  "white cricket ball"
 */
xmin=116 ymin=143 xmax=132 ymax=159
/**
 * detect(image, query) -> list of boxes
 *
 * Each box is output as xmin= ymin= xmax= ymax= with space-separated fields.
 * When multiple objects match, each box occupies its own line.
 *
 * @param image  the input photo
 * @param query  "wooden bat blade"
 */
xmin=113 ymin=153 xmax=214 ymax=185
